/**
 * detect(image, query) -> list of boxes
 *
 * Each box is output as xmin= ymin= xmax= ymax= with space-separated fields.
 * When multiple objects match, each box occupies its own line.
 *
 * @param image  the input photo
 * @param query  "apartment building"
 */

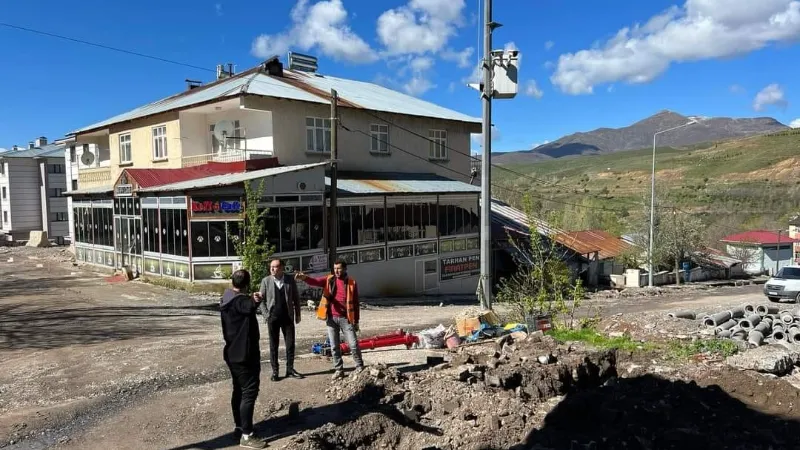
xmin=0 ymin=137 xmax=69 ymax=244
xmin=67 ymin=56 xmax=483 ymax=296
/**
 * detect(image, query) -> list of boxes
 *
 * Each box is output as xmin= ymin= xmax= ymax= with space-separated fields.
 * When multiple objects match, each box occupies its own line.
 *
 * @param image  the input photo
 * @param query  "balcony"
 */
xmin=181 ymin=149 xmax=274 ymax=168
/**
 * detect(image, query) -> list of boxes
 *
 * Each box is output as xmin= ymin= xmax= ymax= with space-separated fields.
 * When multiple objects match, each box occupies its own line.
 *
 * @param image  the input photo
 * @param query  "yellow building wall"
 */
xmin=107 ymin=111 xmax=183 ymax=181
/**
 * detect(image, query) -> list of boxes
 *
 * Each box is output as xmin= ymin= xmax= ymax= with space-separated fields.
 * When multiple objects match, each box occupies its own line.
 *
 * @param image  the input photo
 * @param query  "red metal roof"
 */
xmin=720 ymin=230 xmax=799 ymax=245
xmin=121 ymin=158 xmax=279 ymax=189
xmin=560 ymin=229 xmax=634 ymax=260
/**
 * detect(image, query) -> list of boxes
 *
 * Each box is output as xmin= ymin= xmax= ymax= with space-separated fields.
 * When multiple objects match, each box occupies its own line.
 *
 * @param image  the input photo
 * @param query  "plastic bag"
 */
xmin=416 ymin=324 xmax=447 ymax=349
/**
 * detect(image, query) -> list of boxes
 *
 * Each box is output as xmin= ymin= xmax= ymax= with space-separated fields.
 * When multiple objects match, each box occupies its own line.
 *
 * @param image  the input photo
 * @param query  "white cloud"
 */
xmin=215 ymin=3 xmax=223 ymax=16
xmin=250 ymin=0 xmax=376 ymax=64
xmin=607 ymin=85 xmax=615 ymax=93
xmin=753 ymin=83 xmax=788 ymax=111
xmin=524 ymin=80 xmax=544 ymax=99
xmin=730 ymin=84 xmax=745 ymax=94
xmin=544 ymin=40 xmax=555 ymax=50
xmin=448 ymin=81 xmax=457 ymax=93
xmin=441 ymin=47 xmax=474 ymax=68
xmin=532 ymin=140 xmax=550 ymax=149
xmin=377 ymin=0 xmax=466 ymax=55
xmin=790 ymin=118 xmax=800 ymax=128
xmin=403 ymin=56 xmax=436 ymax=96
xmin=551 ymin=0 xmax=800 ymax=94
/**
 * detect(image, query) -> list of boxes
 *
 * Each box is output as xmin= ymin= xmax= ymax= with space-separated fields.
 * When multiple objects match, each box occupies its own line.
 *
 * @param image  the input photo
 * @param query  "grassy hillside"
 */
xmin=495 ymin=132 xmax=800 ymax=242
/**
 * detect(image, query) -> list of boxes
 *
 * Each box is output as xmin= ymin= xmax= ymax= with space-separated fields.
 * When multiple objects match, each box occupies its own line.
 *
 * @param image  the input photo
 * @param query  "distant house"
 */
xmin=720 ymin=231 xmax=799 ymax=276
xmin=560 ymin=229 xmax=634 ymax=285
xmin=0 ymin=137 xmax=69 ymax=244
xmin=789 ymin=215 xmax=800 ymax=263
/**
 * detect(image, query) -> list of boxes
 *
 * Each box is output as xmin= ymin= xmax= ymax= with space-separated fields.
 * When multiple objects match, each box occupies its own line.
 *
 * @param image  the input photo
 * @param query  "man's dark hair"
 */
xmin=231 ymin=269 xmax=251 ymax=290
xmin=333 ymin=259 xmax=347 ymax=269
xmin=270 ymin=258 xmax=284 ymax=267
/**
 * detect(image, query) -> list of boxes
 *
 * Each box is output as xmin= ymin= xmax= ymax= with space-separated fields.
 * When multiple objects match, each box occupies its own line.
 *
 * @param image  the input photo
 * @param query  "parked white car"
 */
xmin=765 ymin=265 xmax=800 ymax=303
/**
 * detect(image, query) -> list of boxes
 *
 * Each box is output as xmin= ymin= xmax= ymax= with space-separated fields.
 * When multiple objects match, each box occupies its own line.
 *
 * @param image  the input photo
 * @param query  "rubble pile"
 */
xmin=290 ymin=334 xmax=618 ymax=450
xmin=683 ymin=303 xmax=800 ymax=348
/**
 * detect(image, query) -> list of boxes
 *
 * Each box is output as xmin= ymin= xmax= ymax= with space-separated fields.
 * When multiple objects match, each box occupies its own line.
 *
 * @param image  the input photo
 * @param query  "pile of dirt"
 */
xmin=288 ymin=334 xmax=618 ymax=450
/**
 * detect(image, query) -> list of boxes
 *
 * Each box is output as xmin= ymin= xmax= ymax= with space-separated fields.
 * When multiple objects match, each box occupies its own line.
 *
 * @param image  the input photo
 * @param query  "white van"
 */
xmin=765 ymin=265 xmax=800 ymax=303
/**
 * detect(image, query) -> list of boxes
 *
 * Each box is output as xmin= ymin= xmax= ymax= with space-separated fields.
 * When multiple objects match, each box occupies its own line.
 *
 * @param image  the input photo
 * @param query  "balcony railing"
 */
xmin=78 ymin=167 xmax=112 ymax=184
xmin=181 ymin=149 xmax=274 ymax=168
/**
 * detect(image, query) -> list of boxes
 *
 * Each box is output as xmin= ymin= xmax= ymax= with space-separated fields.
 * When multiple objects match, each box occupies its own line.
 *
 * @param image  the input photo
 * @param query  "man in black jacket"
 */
xmin=220 ymin=269 xmax=267 ymax=449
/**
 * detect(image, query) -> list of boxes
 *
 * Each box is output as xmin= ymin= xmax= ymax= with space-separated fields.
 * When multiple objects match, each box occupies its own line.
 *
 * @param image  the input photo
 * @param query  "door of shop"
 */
xmin=114 ymin=216 xmax=142 ymax=275
xmin=415 ymin=258 xmax=439 ymax=293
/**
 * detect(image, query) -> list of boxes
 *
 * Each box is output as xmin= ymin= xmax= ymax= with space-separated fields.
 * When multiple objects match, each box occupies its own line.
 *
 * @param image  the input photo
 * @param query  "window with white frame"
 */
xmin=305 ymin=117 xmax=331 ymax=153
xmin=370 ymin=124 xmax=389 ymax=153
xmin=210 ymin=120 xmax=244 ymax=154
xmin=1 ymin=187 xmax=5 ymax=199
xmin=119 ymin=133 xmax=132 ymax=163
xmin=3 ymin=211 xmax=7 ymax=224
xmin=429 ymin=129 xmax=447 ymax=160
xmin=152 ymin=126 xmax=168 ymax=160
xmin=69 ymin=145 xmax=76 ymax=163
xmin=54 ymin=212 xmax=67 ymax=222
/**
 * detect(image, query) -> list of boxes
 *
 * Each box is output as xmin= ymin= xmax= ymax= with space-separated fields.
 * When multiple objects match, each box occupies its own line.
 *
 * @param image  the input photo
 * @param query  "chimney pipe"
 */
xmin=35 ymin=136 xmax=47 ymax=147
xmin=29 ymin=142 xmax=34 ymax=149
xmin=216 ymin=64 xmax=224 ymax=80
xmin=12 ymin=145 xmax=19 ymax=151
xmin=228 ymin=63 xmax=234 ymax=76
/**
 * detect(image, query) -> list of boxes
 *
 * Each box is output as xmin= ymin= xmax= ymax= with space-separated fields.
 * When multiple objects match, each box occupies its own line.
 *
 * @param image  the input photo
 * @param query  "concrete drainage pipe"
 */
xmin=739 ymin=314 xmax=762 ymax=330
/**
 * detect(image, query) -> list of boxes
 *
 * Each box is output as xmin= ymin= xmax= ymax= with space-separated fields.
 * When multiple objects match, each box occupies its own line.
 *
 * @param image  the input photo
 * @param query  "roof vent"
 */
xmin=186 ymin=79 xmax=203 ymax=90
xmin=261 ymin=56 xmax=283 ymax=77
xmin=216 ymin=64 xmax=233 ymax=80
xmin=288 ymin=52 xmax=318 ymax=73
xmin=35 ymin=136 xmax=47 ymax=147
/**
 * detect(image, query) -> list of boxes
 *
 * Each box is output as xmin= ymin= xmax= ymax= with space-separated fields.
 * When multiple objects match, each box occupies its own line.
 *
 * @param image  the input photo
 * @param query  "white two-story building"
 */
xmin=67 ymin=56 xmax=483 ymax=297
xmin=0 ymin=137 xmax=69 ymax=244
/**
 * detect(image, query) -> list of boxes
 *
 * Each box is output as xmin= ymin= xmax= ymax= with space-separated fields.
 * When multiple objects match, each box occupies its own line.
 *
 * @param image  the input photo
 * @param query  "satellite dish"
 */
xmin=213 ymin=120 xmax=235 ymax=143
xmin=81 ymin=151 xmax=95 ymax=166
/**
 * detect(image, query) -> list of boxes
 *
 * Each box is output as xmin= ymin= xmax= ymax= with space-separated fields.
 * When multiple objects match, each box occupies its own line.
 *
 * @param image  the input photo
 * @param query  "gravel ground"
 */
xmin=0 ymin=246 xmax=791 ymax=449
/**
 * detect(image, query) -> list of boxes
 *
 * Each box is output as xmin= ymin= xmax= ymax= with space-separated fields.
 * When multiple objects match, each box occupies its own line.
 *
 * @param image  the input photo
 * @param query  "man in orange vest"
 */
xmin=295 ymin=259 xmax=364 ymax=379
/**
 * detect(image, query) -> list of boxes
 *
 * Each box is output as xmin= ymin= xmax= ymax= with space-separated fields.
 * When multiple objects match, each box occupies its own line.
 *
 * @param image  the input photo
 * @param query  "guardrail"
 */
xmin=181 ymin=149 xmax=274 ymax=168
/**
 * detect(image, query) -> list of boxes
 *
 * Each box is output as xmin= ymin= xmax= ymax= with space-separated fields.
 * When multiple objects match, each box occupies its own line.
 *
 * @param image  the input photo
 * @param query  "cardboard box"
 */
xmin=456 ymin=310 xmax=502 ymax=337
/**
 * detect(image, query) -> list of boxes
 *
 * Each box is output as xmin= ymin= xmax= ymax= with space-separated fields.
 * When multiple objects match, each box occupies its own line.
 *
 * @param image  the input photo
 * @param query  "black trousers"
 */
xmin=267 ymin=315 xmax=295 ymax=374
xmin=227 ymin=361 xmax=260 ymax=435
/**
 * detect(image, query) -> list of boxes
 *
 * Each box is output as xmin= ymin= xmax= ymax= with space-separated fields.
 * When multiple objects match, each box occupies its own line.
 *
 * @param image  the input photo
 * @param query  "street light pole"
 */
xmin=648 ymin=119 xmax=699 ymax=287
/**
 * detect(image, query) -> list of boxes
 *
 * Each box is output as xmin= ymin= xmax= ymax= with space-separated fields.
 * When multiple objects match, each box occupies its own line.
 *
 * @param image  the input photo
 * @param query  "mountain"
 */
xmin=493 ymin=111 xmax=788 ymax=164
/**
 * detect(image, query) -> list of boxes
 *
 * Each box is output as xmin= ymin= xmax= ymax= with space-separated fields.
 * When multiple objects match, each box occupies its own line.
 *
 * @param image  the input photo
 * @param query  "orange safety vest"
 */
xmin=316 ymin=275 xmax=358 ymax=324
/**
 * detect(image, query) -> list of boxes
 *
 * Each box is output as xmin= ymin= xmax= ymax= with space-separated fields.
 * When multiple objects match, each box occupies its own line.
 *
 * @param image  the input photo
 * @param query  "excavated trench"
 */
xmin=281 ymin=335 xmax=800 ymax=450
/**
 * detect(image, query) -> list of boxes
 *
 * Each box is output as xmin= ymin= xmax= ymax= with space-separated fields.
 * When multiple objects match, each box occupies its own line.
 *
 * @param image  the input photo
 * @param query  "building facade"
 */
xmin=721 ymin=230 xmax=799 ymax=276
xmin=0 ymin=137 xmax=69 ymax=244
xmin=68 ymin=57 xmax=483 ymax=297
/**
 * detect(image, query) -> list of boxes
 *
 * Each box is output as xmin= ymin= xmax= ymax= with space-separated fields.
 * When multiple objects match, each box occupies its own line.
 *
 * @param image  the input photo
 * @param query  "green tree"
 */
xmin=627 ymin=189 xmax=705 ymax=284
xmin=495 ymin=195 xmax=586 ymax=328
xmin=230 ymin=179 xmax=274 ymax=292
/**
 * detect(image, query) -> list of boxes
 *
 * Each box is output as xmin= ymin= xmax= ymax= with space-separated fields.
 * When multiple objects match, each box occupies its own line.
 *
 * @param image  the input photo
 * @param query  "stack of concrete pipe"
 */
xmin=670 ymin=304 xmax=800 ymax=348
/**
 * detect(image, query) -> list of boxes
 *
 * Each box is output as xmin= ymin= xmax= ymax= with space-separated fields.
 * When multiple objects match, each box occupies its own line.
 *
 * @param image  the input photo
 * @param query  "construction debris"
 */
xmin=295 ymin=335 xmax=617 ymax=450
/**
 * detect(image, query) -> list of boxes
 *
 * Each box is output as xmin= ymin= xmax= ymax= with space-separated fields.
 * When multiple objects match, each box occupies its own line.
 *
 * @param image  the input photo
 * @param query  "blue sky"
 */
xmin=2 ymin=0 xmax=800 ymax=152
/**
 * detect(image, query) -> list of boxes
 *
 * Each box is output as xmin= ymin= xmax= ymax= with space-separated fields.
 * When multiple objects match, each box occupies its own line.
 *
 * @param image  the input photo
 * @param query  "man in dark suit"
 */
xmin=258 ymin=258 xmax=302 ymax=381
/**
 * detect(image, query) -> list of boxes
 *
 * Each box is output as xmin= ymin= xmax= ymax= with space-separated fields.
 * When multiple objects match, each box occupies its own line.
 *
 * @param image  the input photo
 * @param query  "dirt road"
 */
xmin=0 ymin=247 xmax=774 ymax=449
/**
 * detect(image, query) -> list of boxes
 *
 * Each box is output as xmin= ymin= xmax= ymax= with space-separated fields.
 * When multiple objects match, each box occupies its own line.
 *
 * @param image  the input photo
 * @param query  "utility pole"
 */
xmin=777 ymin=229 xmax=782 ymax=275
xmin=328 ymin=89 xmax=339 ymax=271
xmin=480 ymin=0 xmax=495 ymax=310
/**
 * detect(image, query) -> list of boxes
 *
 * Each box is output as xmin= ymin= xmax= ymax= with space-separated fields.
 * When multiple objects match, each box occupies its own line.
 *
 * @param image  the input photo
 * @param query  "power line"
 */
xmin=341 ymin=122 xmax=629 ymax=213
xmin=0 ymin=22 xmax=211 ymax=72
xmin=359 ymin=108 xmax=654 ymax=209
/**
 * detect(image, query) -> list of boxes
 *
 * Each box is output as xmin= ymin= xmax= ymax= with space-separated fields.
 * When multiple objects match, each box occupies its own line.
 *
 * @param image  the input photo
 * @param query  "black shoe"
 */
xmin=286 ymin=369 xmax=304 ymax=379
xmin=271 ymin=372 xmax=280 ymax=382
